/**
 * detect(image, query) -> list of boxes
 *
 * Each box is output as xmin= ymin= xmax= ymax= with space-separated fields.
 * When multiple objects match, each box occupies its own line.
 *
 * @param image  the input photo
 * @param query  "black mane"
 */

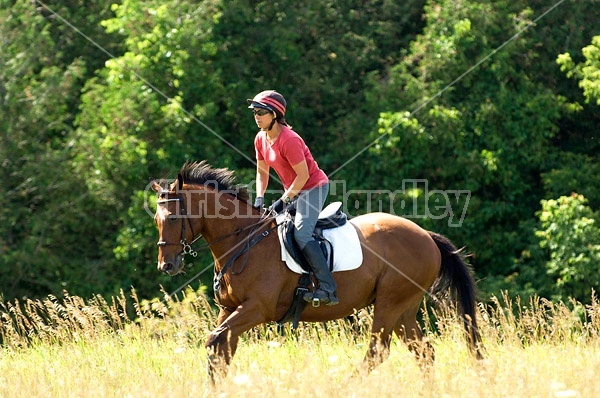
xmin=177 ymin=161 xmax=250 ymax=202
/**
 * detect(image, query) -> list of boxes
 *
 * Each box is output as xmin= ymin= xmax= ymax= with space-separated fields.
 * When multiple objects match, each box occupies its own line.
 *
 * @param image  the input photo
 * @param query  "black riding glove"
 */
xmin=254 ymin=196 xmax=264 ymax=209
xmin=269 ymin=198 xmax=285 ymax=214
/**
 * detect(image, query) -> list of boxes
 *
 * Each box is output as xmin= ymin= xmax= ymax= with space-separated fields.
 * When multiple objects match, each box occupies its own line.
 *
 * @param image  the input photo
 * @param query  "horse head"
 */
xmin=151 ymin=175 xmax=194 ymax=276
xmin=151 ymin=161 xmax=257 ymax=276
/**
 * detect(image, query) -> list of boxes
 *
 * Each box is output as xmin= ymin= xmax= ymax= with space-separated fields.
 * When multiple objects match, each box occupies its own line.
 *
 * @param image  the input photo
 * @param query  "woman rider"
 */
xmin=249 ymin=90 xmax=338 ymax=306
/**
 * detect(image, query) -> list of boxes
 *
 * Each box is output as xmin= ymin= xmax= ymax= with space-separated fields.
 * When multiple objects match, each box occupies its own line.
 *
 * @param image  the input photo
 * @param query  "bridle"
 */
xmin=156 ymin=192 xmax=275 ymax=260
xmin=156 ymin=194 xmax=203 ymax=257
xmin=156 ymin=190 xmax=284 ymax=297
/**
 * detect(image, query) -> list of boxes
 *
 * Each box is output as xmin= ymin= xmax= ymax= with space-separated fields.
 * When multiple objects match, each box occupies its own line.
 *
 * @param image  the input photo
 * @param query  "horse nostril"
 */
xmin=158 ymin=262 xmax=174 ymax=273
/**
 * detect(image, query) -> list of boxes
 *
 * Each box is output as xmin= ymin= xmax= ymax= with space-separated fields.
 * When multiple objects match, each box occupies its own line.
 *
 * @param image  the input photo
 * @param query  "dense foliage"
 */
xmin=1 ymin=0 xmax=598 ymax=303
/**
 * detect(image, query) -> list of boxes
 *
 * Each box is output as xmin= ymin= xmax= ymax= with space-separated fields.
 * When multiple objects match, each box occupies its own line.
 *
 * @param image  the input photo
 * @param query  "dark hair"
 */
xmin=276 ymin=116 xmax=290 ymax=128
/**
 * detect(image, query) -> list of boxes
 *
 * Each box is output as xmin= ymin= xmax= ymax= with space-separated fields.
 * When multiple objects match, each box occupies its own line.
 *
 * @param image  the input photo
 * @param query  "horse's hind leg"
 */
xmin=394 ymin=306 xmax=434 ymax=370
xmin=361 ymin=302 xmax=403 ymax=373
xmin=362 ymin=326 xmax=393 ymax=373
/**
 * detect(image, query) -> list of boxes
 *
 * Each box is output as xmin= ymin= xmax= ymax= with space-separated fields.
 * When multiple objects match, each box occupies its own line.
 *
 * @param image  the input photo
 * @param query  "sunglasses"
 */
xmin=253 ymin=108 xmax=271 ymax=116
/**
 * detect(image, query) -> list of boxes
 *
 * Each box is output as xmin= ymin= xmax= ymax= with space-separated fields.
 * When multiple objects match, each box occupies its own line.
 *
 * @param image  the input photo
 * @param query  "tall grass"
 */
xmin=1 ymin=288 xmax=598 ymax=397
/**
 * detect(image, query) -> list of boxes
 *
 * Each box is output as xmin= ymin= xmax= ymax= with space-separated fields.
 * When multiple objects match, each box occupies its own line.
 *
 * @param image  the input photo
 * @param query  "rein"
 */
xmin=213 ymin=219 xmax=280 ymax=292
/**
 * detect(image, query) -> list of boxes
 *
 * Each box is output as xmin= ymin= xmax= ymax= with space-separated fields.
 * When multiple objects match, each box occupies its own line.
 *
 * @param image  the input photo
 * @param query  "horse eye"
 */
xmin=168 ymin=215 xmax=178 ymax=223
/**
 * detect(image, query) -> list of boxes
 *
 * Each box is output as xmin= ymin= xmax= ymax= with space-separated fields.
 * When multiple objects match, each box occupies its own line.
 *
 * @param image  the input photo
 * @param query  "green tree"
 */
xmin=537 ymin=194 xmax=600 ymax=302
xmin=557 ymin=35 xmax=600 ymax=106
xmin=2 ymin=0 xmax=599 ymax=304
xmin=0 ymin=0 xmax=120 ymax=298
xmin=346 ymin=1 xmax=565 ymax=289
xmin=73 ymin=0 xmax=226 ymax=296
xmin=547 ymin=35 xmax=600 ymax=210
xmin=212 ymin=0 xmax=427 ymax=171
xmin=513 ymin=194 xmax=600 ymax=303
xmin=73 ymin=0 xmax=430 ymax=297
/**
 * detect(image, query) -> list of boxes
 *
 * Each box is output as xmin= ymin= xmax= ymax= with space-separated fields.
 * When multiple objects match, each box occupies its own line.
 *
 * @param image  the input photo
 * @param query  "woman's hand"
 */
xmin=268 ymin=198 xmax=285 ymax=214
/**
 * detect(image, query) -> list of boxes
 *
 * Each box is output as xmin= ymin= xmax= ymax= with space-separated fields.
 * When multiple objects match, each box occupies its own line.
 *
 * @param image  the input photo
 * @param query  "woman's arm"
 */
xmin=284 ymin=159 xmax=310 ymax=200
xmin=255 ymin=159 xmax=270 ymax=197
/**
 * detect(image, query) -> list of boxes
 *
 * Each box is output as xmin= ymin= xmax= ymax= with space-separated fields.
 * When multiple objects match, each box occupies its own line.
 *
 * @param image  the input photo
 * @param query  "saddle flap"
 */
xmin=282 ymin=216 xmax=310 ymax=272
xmin=278 ymin=218 xmax=363 ymax=275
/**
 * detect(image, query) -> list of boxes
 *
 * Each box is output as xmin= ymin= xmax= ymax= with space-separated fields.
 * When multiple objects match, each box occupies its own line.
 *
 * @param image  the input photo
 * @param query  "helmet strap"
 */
xmin=266 ymin=118 xmax=277 ymax=131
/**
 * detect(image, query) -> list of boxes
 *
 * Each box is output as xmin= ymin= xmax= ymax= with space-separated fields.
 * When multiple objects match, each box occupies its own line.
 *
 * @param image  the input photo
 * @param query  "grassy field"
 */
xmin=1 ymin=289 xmax=598 ymax=397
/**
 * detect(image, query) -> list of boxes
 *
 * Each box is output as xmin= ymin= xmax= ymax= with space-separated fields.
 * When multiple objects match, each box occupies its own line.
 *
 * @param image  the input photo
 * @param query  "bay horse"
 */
xmin=151 ymin=161 xmax=483 ymax=379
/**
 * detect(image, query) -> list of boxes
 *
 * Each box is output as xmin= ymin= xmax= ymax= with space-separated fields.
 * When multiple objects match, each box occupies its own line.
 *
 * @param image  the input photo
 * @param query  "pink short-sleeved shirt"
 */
xmin=255 ymin=126 xmax=328 ymax=190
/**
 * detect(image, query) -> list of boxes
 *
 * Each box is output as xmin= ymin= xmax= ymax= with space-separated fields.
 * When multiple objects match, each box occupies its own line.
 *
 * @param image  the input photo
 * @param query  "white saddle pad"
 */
xmin=276 ymin=215 xmax=363 ymax=274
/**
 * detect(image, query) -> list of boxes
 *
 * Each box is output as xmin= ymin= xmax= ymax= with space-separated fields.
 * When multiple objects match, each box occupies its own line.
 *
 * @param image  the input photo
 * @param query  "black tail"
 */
xmin=428 ymin=231 xmax=484 ymax=359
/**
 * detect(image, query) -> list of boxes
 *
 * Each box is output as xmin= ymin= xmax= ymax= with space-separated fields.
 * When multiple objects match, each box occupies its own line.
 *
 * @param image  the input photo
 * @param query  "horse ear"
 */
xmin=176 ymin=173 xmax=184 ymax=191
xmin=150 ymin=179 xmax=161 ymax=193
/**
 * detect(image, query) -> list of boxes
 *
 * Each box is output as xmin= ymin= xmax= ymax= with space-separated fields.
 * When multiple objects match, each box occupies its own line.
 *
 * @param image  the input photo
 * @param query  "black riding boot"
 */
xmin=301 ymin=240 xmax=339 ymax=306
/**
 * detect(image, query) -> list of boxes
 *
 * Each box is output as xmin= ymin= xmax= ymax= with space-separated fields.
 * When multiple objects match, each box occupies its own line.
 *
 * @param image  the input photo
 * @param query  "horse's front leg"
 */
xmin=206 ymin=307 xmax=232 ymax=383
xmin=206 ymin=300 xmax=265 ymax=383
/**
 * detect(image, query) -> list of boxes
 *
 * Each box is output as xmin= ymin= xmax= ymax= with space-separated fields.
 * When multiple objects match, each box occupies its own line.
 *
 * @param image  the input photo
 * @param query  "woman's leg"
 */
xmin=293 ymin=183 xmax=329 ymax=249
xmin=293 ymin=184 xmax=338 ymax=305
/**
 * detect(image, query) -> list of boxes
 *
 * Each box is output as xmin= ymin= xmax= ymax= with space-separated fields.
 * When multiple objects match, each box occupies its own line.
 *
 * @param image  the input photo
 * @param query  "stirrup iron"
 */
xmin=312 ymin=297 xmax=321 ymax=308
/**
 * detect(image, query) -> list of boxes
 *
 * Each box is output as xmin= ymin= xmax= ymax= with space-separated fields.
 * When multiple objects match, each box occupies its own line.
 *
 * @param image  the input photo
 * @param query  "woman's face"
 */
xmin=253 ymin=108 xmax=275 ymax=130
